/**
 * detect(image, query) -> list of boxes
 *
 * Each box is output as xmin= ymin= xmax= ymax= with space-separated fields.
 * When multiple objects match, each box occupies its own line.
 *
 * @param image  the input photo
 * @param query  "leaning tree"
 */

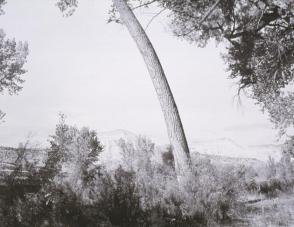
xmin=56 ymin=0 xmax=293 ymax=175
xmin=129 ymin=0 xmax=294 ymax=137
xmin=111 ymin=0 xmax=193 ymax=177
xmin=57 ymin=0 xmax=193 ymax=178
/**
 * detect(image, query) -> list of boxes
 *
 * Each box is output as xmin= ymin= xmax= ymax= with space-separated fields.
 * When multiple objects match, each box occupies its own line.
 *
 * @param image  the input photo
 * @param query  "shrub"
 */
xmin=0 ymin=119 xmax=244 ymax=226
xmin=162 ymin=145 xmax=175 ymax=170
xmin=117 ymin=139 xmax=243 ymax=226
xmin=262 ymin=151 xmax=294 ymax=197
xmin=94 ymin=166 xmax=145 ymax=226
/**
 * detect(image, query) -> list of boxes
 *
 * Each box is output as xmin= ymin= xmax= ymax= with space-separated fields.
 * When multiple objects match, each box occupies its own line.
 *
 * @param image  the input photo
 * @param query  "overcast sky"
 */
xmin=0 ymin=0 xmax=279 ymax=147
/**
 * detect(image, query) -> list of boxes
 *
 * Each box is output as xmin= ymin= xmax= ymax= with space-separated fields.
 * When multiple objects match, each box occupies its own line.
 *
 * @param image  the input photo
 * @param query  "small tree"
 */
xmin=43 ymin=115 xmax=103 ymax=198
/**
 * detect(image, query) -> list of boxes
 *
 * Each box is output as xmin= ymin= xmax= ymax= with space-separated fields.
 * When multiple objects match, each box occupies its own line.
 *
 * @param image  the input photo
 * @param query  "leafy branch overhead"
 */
xmin=135 ymin=0 xmax=294 ymax=93
xmin=56 ymin=0 xmax=294 ymax=135
xmin=129 ymin=0 xmax=294 ymax=135
xmin=109 ymin=0 xmax=293 ymax=94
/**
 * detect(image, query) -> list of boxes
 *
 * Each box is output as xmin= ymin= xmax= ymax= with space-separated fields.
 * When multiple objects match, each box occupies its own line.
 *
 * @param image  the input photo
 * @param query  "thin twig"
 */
xmin=145 ymin=8 xmax=166 ymax=30
xmin=132 ymin=0 xmax=156 ymax=10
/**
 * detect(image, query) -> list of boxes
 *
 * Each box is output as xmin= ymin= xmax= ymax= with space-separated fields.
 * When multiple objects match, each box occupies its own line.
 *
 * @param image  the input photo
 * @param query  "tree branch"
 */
xmin=174 ymin=0 xmax=222 ymax=37
xmin=199 ymin=0 xmax=222 ymax=26
xmin=131 ymin=0 xmax=156 ymax=10
xmin=145 ymin=8 xmax=166 ymax=30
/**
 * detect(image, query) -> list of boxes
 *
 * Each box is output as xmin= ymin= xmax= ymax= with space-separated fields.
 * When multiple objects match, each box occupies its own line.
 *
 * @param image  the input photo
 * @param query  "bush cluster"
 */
xmin=0 ymin=119 xmax=244 ymax=227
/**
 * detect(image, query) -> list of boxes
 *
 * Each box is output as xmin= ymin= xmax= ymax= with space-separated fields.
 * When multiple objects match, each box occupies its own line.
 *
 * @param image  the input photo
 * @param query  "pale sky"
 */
xmin=0 ymin=0 xmax=279 ymax=147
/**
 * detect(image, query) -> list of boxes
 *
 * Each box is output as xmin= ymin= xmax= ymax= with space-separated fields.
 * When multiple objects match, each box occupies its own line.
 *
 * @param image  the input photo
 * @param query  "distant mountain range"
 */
xmin=189 ymin=137 xmax=282 ymax=162
xmin=96 ymin=130 xmax=282 ymax=170
xmin=0 ymin=129 xmax=282 ymax=170
xmin=97 ymin=129 xmax=140 ymax=170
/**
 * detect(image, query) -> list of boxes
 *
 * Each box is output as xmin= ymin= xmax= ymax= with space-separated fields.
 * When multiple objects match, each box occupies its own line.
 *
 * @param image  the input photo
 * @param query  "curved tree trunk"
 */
xmin=112 ymin=0 xmax=191 ymax=177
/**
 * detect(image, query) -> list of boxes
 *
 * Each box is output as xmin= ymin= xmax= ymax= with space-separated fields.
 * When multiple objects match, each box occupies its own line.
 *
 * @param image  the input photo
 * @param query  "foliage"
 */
xmin=0 ymin=1 xmax=29 ymax=121
xmin=261 ymin=92 xmax=294 ymax=136
xmin=56 ymin=0 xmax=78 ymax=17
xmin=260 ymin=152 xmax=294 ymax=197
xmin=0 ymin=30 xmax=28 ymax=95
xmin=283 ymin=135 xmax=294 ymax=157
xmin=150 ymin=0 xmax=294 ymax=91
xmin=174 ymin=0 xmax=292 ymax=134
xmin=0 ymin=143 xmax=40 ymax=227
xmin=0 ymin=119 xmax=105 ymax=227
xmin=0 ymin=0 xmax=5 ymax=15
xmin=94 ymin=166 xmax=145 ymax=226
xmin=0 ymin=109 xmax=5 ymax=121
xmin=0 ymin=125 xmax=245 ymax=226
xmin=162 ymin=145 xmax=175 ymax=169
xmin=118 ymin=0 xmax=294 ymax=136
xmin=55 ymin=0 xmax=294 ymax=135
xmin=43 ymin=115 xmax=103 ymax=198
xmin=118 ymin=138 xmax=244 ymax=226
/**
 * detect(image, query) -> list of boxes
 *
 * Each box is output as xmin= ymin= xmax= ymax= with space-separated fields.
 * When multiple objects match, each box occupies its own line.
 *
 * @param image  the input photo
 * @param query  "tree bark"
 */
xmin=112 ymin=0 xmax=191 ymax=177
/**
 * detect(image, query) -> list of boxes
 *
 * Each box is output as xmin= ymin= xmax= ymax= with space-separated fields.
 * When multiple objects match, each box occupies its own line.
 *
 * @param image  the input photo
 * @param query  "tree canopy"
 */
xmin=0 ymin=1 xmax=29 ymax=120
xmin=129 ymin=0 xmax=294 ymax=136
xmin=137 ymin=0 xmax=293 ymax=92
xmin=0 ymin=31 xmax=28 ymax=95
xmin=56 ymin=0 xmax=294 ymax=135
